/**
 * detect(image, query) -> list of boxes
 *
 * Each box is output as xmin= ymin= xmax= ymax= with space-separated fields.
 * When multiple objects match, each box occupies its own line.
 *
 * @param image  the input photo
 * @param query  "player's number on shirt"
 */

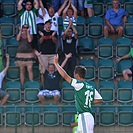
xmin=85 ymin=90 xmax=93 ymax=108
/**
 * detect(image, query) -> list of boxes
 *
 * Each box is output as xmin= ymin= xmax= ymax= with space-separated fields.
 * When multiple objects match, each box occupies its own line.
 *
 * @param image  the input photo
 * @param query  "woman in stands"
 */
xmin=15 ymin=24 xmax=34 ymax=89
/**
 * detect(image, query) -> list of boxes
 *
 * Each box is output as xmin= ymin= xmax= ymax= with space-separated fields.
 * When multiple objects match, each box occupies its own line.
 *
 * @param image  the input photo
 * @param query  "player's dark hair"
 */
xmin=74 ymin=66 xmax=86 ymax=79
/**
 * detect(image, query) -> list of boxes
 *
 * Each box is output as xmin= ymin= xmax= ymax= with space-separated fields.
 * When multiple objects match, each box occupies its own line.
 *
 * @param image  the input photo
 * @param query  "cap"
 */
xmin=44 ymin=19 xmax=52 ymax=24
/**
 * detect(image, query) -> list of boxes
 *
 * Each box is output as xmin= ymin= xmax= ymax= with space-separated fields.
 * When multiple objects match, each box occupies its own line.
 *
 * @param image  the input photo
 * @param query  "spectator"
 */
xmin=41 ymin=0 xmax=68 ymax=35
xmin=117 ymin=47 xmax=133 ymax=81
xmin=84 ymin=0 xmax=94 ymax=17
xmin=15 ymin=24 xmax=34 ymax=89
xmin=54 ymin=54 xmax=102 ymax=133
xmin=37 ymin=53 xmax=72 ymax=104
xmin=52 ymin=0 xmax=65 ymax=12
xmin=0 ymin=54 xmax=10 ymax=105
xmin=104 ymin=0 xmax=128 ymax=37
xmin=62 ymin=0 xmax=77 ymax=31
xmin=17 ymin=0 xmax=39 ymax=50
xmin=38 ymin=19 xmax=57 ymax=71
xmin=71 ymin=114 xmax=79 ymax=133
xmin=62 ymin=20 xmax=78 ymax=77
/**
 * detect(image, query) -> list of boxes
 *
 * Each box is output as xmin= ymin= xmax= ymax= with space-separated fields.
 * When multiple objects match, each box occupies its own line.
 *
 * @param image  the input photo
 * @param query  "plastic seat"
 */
xmin=97 ymin=59 xmax=114 ymax=80
xmin=43 ymin=105 xmax=59 ymax=126
xmin=24 ymin=88 xmax=40 ymax=103
xmin=78 ymin=37 xmax=95 ymax=54
xmin=1 ymin=2 xmax=16 ymax=17
xmin=76 ymin=16 xmax=86 ymax=38
xmin=62 ymin=105 xmax=76 ymax=126
xmin=58 ymin=16 xmax=63 ymax=37
xmin=25 ymin=66 xmax=40 ymax=81
xmin=24 ymin=105 xmax=41 ymax=126
xmin=24 ymin=80 xmax=40 ymax=89
xmin=118 ymin=105 xmax=133 ymax=126
xmin=116 ymin=59 xmax=132 ymax=75
xmin=124 ymin=23 xmax=133 ymax=38
xmin=117 ymin=80 xmax=132 ymax=103
xmin=97 ymin=37 xmax=114 ymax=59
xmin=86 ymin=80 xmax=96 ymax=89
xmin=0 ymin=17 xmax=15 ymax=38
xmin=6 ymin=66 xmax=20 ymax=80
xmin=79 ymin=58 xmax=96 ymax=80
xmin=99 ymin=105 xmax=116 ymax=126
xmin=88 ymin=16 xmax=103 ymax=38
xmin=98 ymin=81 xmax=115 ymax=103
xmin=116 ymin=37 xmax=131 ymax=58
xmin=124 ymin=2 xmax=133 ymax=15
xmin=0 ymin=107 xmax=3 ymax=126
xmin=106 ymin=2 xmax=121 ymax=10
xmin=93 ymin=3 xmax=104 ymax=16
xmin=126 ymin=15 xmax=133 ymax=23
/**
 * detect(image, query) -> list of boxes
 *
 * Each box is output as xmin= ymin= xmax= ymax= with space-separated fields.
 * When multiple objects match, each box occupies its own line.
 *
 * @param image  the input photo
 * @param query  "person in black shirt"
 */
xmin=62 ymin=20 xmax=78 ymax=77
xmin=36 ymin=52 xmax=72 ymax=104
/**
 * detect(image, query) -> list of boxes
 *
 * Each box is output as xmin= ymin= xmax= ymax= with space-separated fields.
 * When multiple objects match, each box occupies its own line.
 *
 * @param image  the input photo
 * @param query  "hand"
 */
xmin=38 ymin=31 xmax=44 ymax=37
xmin=116 ymin=58 xmax=121 ymax=62
xmin=54 ymin=54 xmax=59 ymax=65
xmin=34 ymin=50 xmax=41 ymax=57
xmin=5 ymin=54 xmax=9 ymax=59
xmin=65 ymin=53 xmax=72 ymax=59
xmin=27 ymin=27 xmax=31 ymax=32
xmin=69 ymin=20 xmax=73 ymax=26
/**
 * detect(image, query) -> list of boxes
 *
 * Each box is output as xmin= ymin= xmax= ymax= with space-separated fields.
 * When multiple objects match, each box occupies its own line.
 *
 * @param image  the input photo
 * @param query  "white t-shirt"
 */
xmin=43 ymin=12 xmax=59 ymax=33
xmin=0 ymin=70 xmax=5 ymax=89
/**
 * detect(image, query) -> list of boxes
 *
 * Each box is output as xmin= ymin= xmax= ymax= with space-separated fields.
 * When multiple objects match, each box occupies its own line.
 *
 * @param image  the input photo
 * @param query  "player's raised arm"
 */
xmin=54 ymin=54 xmax=71 ymax=83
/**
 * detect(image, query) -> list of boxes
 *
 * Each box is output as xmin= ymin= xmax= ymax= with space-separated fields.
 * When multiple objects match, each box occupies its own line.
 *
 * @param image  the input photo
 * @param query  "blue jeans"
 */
xmin=52 ymin=0 xmax=65 ymax=12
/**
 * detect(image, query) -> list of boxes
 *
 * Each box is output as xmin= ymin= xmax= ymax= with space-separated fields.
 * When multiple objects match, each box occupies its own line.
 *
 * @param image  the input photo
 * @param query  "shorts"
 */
xmin=105 ymin=24 xmax=123 ymax=32
xmin=84 ymin=0 xmax=93 ymax=8
xmin=38 ymin=90 xmax=60 ymax=97
xmin=78 ymin=112 xmax=94 ymax=133
xmin=0 ymin=90 xmax=8 ymax=99
xmin=71 ymin=0 xmax=85 ymax=10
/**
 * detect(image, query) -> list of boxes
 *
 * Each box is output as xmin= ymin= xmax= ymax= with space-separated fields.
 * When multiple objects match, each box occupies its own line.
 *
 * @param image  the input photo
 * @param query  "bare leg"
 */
xmin=1 ymin=94 xmax=9 ymax=105
xmin=117 ymin=26 xmax=123 ymax=37
xmin=104 ymin=26 xmax=109 ymax=37
xmin=27 ymin=65 xmax=33 ymax=81
xmin=123 ymin=69 xmax=132 ymax=80
xmin=54 ymin=95 xmax=60 ymax=104
xmin=38 ymin=95 xmax=45 ymax=104
xmin=87 ymin=8 xmax=94 ymax=17
xmin=20 ymin=66 xmax=25 ymax=89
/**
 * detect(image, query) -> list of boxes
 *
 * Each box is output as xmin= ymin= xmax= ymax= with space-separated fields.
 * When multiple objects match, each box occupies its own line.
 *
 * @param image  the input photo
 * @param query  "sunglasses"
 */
xmin=23 ymin=26 xmax=28 ymax=28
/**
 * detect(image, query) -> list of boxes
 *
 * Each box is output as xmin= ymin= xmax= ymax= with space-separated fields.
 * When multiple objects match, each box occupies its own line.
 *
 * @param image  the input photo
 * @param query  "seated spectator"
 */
xmin=37 ymin=53 xmax=72 ymax=104
xmin=38 ymin=19 xmax=57 ymax=71
xmin=62 ymin=0 xmax=77 ymax=31
xmin=62 ymin=20 xmax=78 ymax=77
xmin=17 ymin=0 xmax=39 ymax=50
xmin=71 ymin=114 xmax=79 ymax=133
xmin=15 ymin=24 xmax=35 ymax=89
xmin=84 ymin=0 xmax=94 ymax=17
xmin=0 ymin=54 xmax=9 ymax=105
xmin=117 ymin=47 xmax=133 ymax=81
xmin=104 ymin=0 xmax=128 ymax=37
xmin=41 ymin=0 xmax=68 ymax=35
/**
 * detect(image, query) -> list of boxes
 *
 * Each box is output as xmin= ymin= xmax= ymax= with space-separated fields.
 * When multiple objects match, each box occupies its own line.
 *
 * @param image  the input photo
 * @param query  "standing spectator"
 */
xmin=62 ymin=20 xmax=78 ymax=77
xmin=52 ymin=0 xmax=65 ymax=12
xmin=0 ymin=54 xmax=10 ymax=105
xmin=41 ymin=0 xmax=68 ymax=35
xmin=39 ymin=19 xmax=57 ymax=70
xmin=15 ymin=24 xmax=34 ymax=89
xmin=84 ymin=0 xmax=94 ymax=17
xmin=116 ymin=47 xmax=133 ymax=81
xmin=37 ymin=53 xmax=72 ymax=104
xmin=62 ymin=0 xmax=77 ymax=31
xmin=54 ymin=54 xmax=103 ymax=133
xmin=104 ymin=0 xmax=128 ymax=37
xmin=17 ymin=0 xmax=39 ymax=50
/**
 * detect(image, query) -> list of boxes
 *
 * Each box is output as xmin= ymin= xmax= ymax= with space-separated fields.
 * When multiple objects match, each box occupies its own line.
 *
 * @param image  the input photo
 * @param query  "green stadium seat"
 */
xmin=98 ymin=59 xmax=114 ymax=80
xmin=98 ymin=80 xmax=115 ymax=103
xmin=116 ymin=37 xmax=131 ymax=58
xmin=99 ymin=105 xmax=116 ymax=126
xmin=126 ymin=15 xmax=133 ymax=23
xmin=106 ymin=2 xmax=121 ymax=10
xmin=116 ymin=59 xmax=132 ymax=75
xmin=0 ymin=107 xmax=3 ymax=126
xmin=79 ymin=58 xmax=96 ymax=80
xmin=6 ymin=66 xmax=20 ymax=80
xmin=61 ymin=81 xmax=72 ymax=88
xmin=24 ymin=80 xmax=40 ymax=89
xmin=86 ymin=80 xmax=96 ymax=89
xmin=58 ymin=16 xmax=63 ymax=37
xmin=124 ymin=23 xmax=133 ymax=38
xmin=97 ymin=37 xmax=114 ymax=59
xmin=78 ymin=37 xmax=95 ymax=54
xmin=24 ymin=88 xmax=40 ymax=103
xmin=0 ymin=17 xmax=15 ymax=38
xmin=124 ymin=2 xmax=133 ymax=15
xmin=118 ymin=105 xmax=133 ymax=126
xmin=117 ymin=80 xmax=132 ymax=103
xmin=62 ymin=105 xmax=76 ymax=126
xmin=43 ymin=105 xmax=59 ymax=126
xmin=93 ymin=3 xmax=104 ymax=16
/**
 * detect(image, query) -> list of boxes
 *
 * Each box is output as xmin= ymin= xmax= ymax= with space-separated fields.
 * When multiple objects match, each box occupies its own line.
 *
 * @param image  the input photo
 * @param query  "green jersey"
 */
xmin=71 ymin=78 xmax=102 ymax=114
xmin=128 ymin=48 xmax=133 ymax=57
